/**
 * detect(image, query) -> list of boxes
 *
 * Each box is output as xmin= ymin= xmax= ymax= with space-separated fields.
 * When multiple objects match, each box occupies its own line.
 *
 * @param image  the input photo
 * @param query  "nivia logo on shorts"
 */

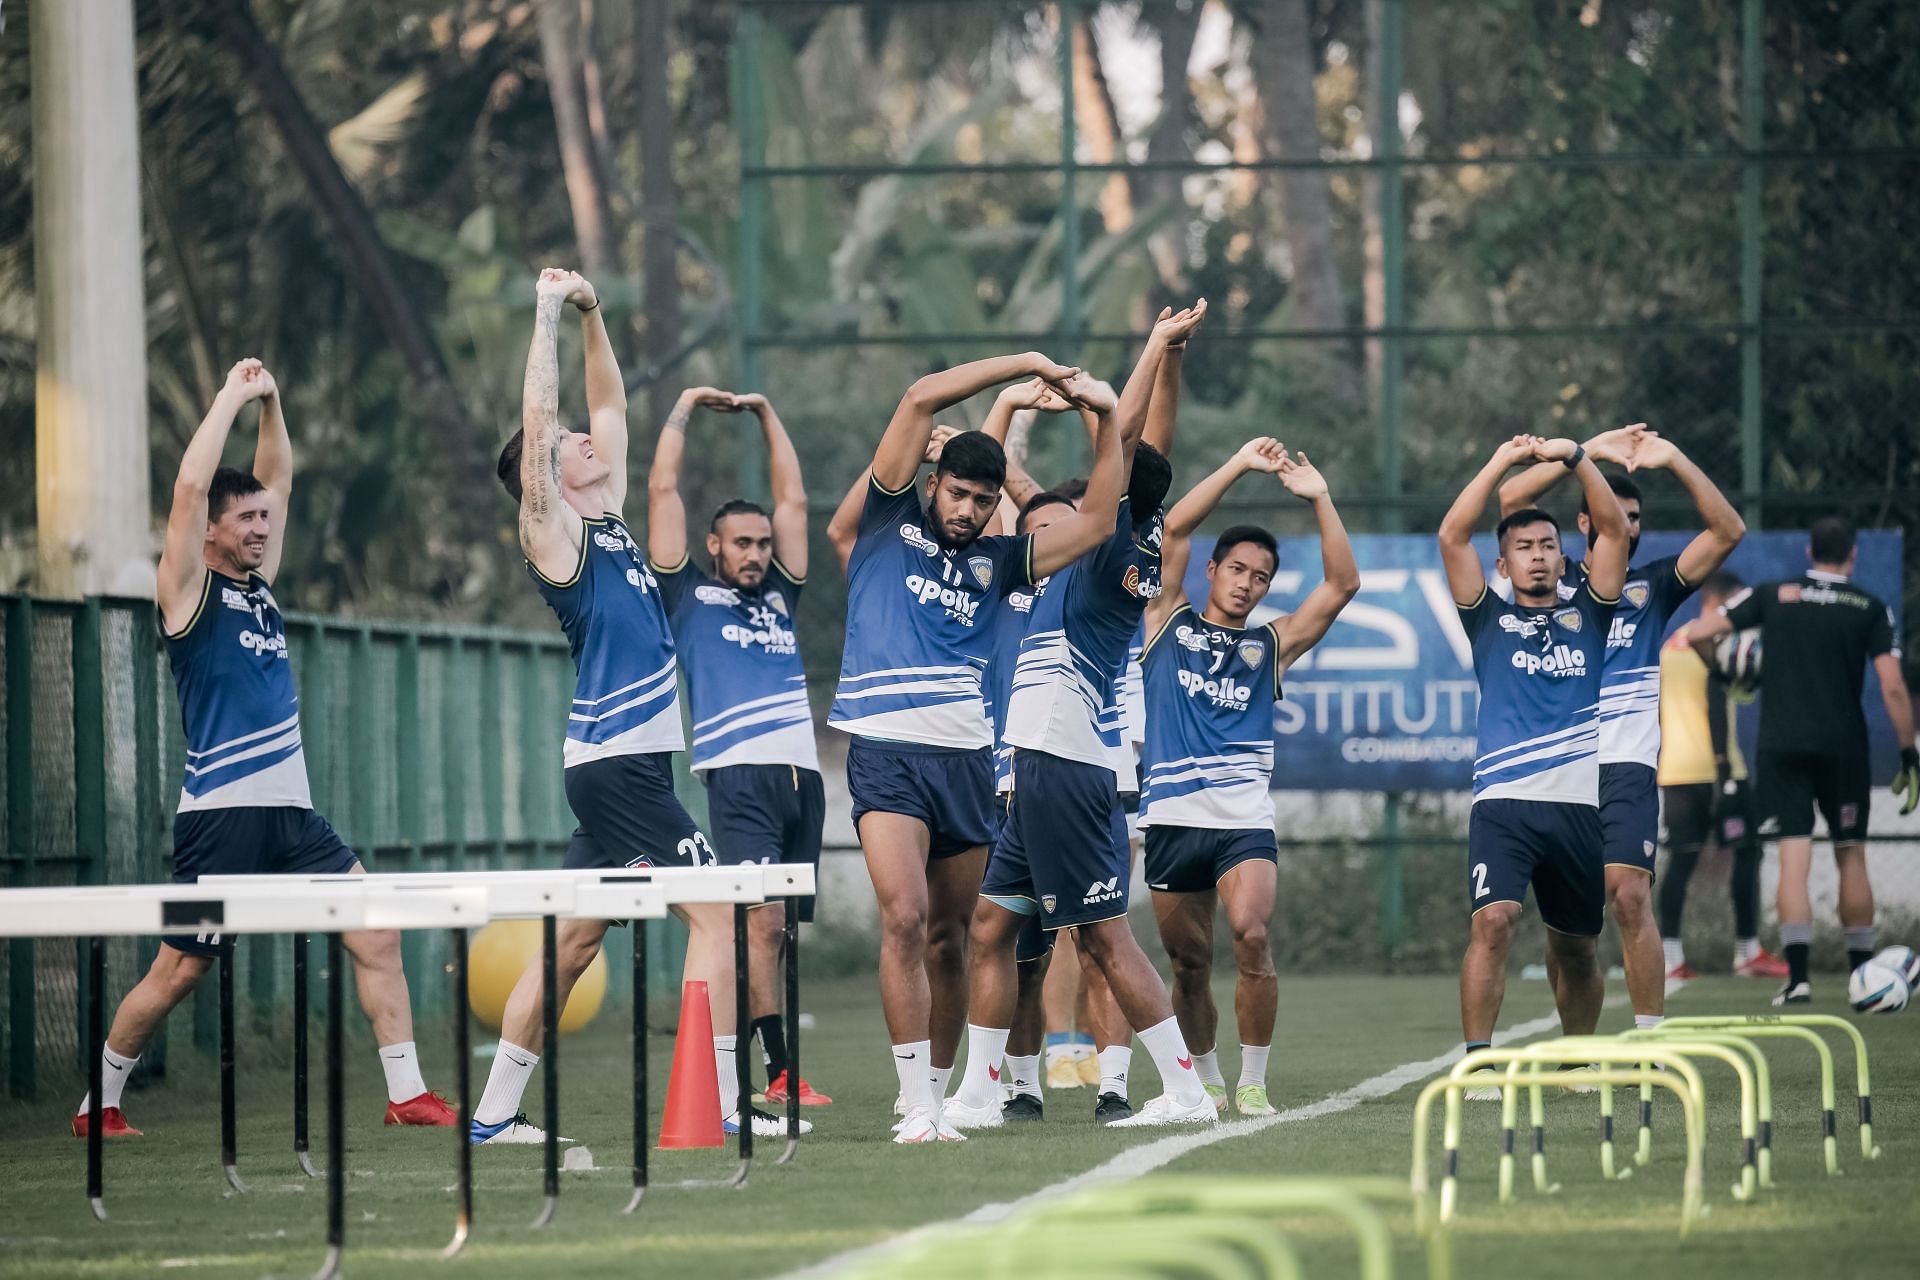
xmin=1510 ymin=645 xmax=1586 ymax=677
xmin=1082 ymin=877 xmax=1122 ymax=906
xmin=1178 ymin=668 xmax=1251 ymax=710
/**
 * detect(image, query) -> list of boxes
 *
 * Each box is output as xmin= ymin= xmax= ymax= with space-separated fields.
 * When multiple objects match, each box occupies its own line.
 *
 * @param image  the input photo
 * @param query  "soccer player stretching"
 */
xmin=477 ymin=269 xmax=749 ymax=1143
xmin=959 ymin=305 xmax=1225 ymax=1130
xmin=825 ymin=350 xmax=1121 ymax=1144
xmin=78 ymin=359 xmax=453 ymax=1136
xmin=1439 ymin=435 xmax=1628 ymax=1087
xmin=1689 ymin=516 xmax=1920 ymax=1003
xmin=649 ymin=387 xmax=831 ymax=1112
xmin=1498 ymin=426 xmax=1743 ymax=1029
xmin=1142 ymin=439 xmax=1358 ymax=1117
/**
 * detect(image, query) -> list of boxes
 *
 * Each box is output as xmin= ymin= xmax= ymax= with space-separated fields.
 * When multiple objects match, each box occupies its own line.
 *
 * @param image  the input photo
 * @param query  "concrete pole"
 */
xmin=32 ymin=0 xmax=152 ymax=599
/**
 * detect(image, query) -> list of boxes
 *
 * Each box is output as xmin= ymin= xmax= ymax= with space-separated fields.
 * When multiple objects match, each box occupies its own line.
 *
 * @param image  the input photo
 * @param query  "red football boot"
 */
xmin=1665 ymin=962 xmax=1699 ymax=981
xmin=1734 ymin=949 xmax=1790 ymax=980
xmin=72 ymin=1107 xmax=142 ymax=1138
xmin=384 ymin=1090 xmax=458 ymax=1126
xmin=762 ymin=1070 xmax=833 ymax=1107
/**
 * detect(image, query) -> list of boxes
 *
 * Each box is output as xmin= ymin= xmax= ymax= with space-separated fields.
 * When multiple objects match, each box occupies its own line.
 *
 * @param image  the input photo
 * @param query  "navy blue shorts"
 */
xmin=1467 ymin=798 xmax=1605 ymax=937
xmin=848 ymin=737 xmax=994 ymax=859
xmin=1755 ymin=750 xmax=1871 ymax=843
xmin=564 ymin=752 xmax=715 ymax=871
xmin=707 ymin=763 xmax=826 ymax=923
xmin=984 ymin=749 xmax=1129 ymax=933
xmin=167 ymin=806 xmax=359 ymax=956
xmin=980 ymin=791 xmax=1051 ymax=964
xmin=1143 ymin=826 xmax=1277 ymax=895
xmin=1598 ymin=762 xmax=1658 ymax=876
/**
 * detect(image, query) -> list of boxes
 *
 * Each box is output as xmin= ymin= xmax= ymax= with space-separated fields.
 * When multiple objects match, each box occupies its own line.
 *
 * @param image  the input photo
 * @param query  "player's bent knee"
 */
xmin=342 ymin=928 xmax=403 ymax=970
xmin=1470 ymin=902 xmax=1521 ymax=946
xmin=1607 ymin=875 xmax=1653 ymax=919
xmin=1231 ymin=924 xmax=1273 ymax=974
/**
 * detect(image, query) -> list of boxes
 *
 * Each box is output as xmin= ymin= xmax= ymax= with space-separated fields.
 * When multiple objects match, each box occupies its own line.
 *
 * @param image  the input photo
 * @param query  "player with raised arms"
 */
xmin=824 ymin=348 xmax=1125 ymax=1144
xmin=1497 ymin=426 xmax=1744 ymax=1027
xmin=1140 ymin=438 xmax=1358 ymax=1117
xmin=951 ymin=303 xmax=1225 ymax=1130
xmin=1439 ymin=434 xmax=1628 ymax=1090
xmin=77 ymin=359 xmax=455 ymax=1137
xmin=648 ymin=386 xmax=830 ymax=1115
xmin=476 ymin=268 xmax=750 ymax=1143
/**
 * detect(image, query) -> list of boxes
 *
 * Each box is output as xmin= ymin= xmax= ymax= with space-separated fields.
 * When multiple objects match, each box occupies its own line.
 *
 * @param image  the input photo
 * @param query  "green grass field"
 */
xmin=1 ymin=970 xmax=1915 ymax=1279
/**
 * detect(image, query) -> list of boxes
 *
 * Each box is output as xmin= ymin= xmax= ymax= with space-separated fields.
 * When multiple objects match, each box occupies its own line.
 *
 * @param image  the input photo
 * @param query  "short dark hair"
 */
xmin=1580 ymin=473 xmax=1642 ymax=521
xmin=1019 ymin=491 xmax=1075 ymax=531
xmin=1211 ymin=525 xmax=1278 ymax=572
xmin=208 ymin=467 xmax=267 ymax=520
xmin=1809 ymin=514 xmax=1856 ymax=564
xmin=1700 ymin=569 xmax=1744 ymax=602
xmin=1128 ymin=442 xmax=1173 ymax=524
xmin=496 ymin=430 xmax=525 ymax=502
xmin=1496 ymin=507 xmax=1561 ymax=548
xmin=933 ymin=431 xmax=1006 ymax=489
xmin=710 ymin=498 xmax=769 ymax=534
xmin=1055 ymin=476 xmax=1090 ymax=503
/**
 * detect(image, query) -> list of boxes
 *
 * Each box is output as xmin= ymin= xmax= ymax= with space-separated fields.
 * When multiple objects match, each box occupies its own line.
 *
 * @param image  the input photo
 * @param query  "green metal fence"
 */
xmin=0 ymin=595 xmax=683 ymax=1099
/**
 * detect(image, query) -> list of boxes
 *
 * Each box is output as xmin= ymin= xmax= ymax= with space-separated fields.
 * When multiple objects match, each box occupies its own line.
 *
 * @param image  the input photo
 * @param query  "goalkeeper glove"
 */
xmin=1896 ymin=747 xmax=1920 ymax=817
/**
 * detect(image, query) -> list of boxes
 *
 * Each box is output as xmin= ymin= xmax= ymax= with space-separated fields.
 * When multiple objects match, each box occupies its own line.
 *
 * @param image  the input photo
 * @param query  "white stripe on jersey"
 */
xmin=563 ymin=703 xmax=689 ymax=767
xmin=1476 ymin=753 xmax=1599 ymax=806
xmin=177 ymin=750 xmax=313 ymax=813
xmin=187 ymin=711 xmax=303 ymax=761
xmin=570 ymin=657 xmax=678 ymax=710
xmin=183 ymin=726 xmax=304 ymax=779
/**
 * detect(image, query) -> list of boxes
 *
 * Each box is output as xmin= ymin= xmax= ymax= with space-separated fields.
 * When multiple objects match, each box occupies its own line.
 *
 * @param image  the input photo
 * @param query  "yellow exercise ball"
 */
xmin=466 ymin=920 xmax=606 ymax=1035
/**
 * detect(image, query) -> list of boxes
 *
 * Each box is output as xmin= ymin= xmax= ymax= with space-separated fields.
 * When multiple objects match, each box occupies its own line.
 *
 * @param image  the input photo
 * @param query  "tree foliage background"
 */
xmin=0 ymin=0 xmax=1914 ymax=676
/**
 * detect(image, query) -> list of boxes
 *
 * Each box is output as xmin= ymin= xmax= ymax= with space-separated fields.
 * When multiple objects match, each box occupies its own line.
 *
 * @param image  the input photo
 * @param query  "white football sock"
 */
xmin=1238 ymin=1043 xmax=1271 ymax=1089
xmin=474 ymin=1040 xmax=538 ymax=1126
xmin=1138 ymin=1016 xmax=1206 ymax=1106
xmin=1734 ymin=937 xmax=1760 ymax=964
xmin=955 ymin=1024 xmax=1010 ymax=1107
xmin=1097 ymin=1045 xmax=1133 ymax=1099
xmin=1634 ymin=1014 xmax=1664 ymax=1031
xmin=715 ymin=1035 xmax=739 ymax=1119
xmin=892 ymin=1041 xmax=934 ymax=1116
xmin=377 ymin=1040 xmax=428 ymax=1104
xmin=77 ymin=1046 xmax=139 ymax=1116
xmin=1191 ymin=1047 xmax=1226 ymax=1089
xmin=1045 ymin=1042 xmax=1073 ymax=1068
xmin=1006 ymin=1053 xmax=1043 ymax=1099
xmin=1662 ymin=937 xmax=1685 ymax=969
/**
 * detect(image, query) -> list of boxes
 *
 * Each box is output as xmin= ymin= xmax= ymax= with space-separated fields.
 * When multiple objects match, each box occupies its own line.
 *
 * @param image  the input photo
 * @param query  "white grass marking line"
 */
xmin=777 ymin=996 xmax=1637 ymax=1280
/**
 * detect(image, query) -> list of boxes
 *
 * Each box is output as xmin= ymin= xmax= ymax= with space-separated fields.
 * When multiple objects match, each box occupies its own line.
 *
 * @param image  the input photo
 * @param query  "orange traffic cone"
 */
xmin=658 ymin=979 xmax=724 ymax=1149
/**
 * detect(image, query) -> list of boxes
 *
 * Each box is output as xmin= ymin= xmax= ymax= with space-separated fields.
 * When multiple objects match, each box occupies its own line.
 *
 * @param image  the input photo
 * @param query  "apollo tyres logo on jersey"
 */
xmin=1510 ymin=644 xmax=1588 ymax=677
xmin=722 ymin=603 xmax=798 ymax=654
xmin=1605 ymin=616 xmax=1639 ymax=648
xmin=1178 ymin=668 xmax=1253 ymax=709
xmin=238 ymin=629 xmax=289 ymax=658
xmin=903 ymin=553 xmax=984 ymax=627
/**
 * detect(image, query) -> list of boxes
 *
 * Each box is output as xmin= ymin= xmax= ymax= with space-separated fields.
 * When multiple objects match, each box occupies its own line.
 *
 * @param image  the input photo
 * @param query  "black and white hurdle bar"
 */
xmin=0 ymin=880 xmax=485 ymax=1280
xmin=206 ymin=865 xmax=818 ymax=1239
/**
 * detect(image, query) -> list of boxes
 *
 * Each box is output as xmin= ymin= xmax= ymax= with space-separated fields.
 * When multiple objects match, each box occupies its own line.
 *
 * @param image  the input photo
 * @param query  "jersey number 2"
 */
xmin=1471 ymin=862 xmax=1490 ymax=900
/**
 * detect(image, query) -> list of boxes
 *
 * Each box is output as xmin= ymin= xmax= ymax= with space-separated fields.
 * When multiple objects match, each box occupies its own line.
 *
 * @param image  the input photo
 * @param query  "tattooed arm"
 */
xmin=520 ymin=268 xmax=585 ymax=580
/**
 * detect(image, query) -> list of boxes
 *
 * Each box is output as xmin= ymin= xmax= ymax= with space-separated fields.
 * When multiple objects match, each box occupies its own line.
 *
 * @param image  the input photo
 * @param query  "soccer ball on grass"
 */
xmin=1846 ymin=961 xmax=1909 ymax=1015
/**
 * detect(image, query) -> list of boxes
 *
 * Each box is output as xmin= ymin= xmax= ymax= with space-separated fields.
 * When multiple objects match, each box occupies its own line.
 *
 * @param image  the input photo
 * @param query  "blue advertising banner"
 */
xmin=1181 ymin=530 xmax=1905 ymax=791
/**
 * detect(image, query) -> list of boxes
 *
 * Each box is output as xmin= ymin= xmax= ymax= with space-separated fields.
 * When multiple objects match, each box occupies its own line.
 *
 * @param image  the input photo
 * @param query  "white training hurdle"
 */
xmin=0 ymin=863 xmax=817 ymax=1279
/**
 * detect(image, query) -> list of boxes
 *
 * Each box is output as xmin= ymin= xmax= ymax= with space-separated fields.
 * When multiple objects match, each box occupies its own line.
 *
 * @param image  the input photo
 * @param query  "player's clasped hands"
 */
xmin=222 ymin=357 xmax=276 ymax=403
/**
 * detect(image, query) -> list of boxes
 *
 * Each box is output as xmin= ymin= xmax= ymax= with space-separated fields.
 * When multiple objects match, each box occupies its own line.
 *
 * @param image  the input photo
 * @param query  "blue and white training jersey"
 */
xmin=1004 ymin=499 xmax=1162 ymax=770
xmin=1118 ymin=623 xmax=1146 ymax=745
xmin=1458 ymin=579 xmax=1618 ymax=806
xmin=986 ymin=577 xmax=1046 ymax=793
xmin=167 ymin=570 xmax=313 ymax=813
xmin=1137 ymin=604 xmax=1283 ymax=830
xmin=1565 ymin=555 xmax=1694 ymax=769
xmin=829 ymin=477 xmax=1033 ymax=749
xmin=532 ymin=515 xmax=683 ymax=767
xmin=657 ymin=558 xmax=819 ymax=774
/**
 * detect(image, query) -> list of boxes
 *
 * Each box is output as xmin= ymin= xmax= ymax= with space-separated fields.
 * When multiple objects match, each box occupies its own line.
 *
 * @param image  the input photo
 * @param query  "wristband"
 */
xmin=1560 ymin=443 xmax=1585 ymax=471
xmin=581 ymin=299 xmax=600 ymax=312
xmin=1902 ymin=746 xmax=1919 ymax=770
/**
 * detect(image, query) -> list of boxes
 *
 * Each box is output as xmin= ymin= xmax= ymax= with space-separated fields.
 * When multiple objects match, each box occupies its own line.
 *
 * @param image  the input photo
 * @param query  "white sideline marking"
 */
xmin=777 ymin=999 xmax=1615 ymax=1280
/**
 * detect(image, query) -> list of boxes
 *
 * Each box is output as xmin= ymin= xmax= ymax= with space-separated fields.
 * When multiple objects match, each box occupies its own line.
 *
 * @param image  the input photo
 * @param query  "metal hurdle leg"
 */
xmin=532 ymin=913 xmax=560 ymax=1229
xmin=778 ymin=894 xmax=800 ymax=1166
xmin=730 ymin=900 xmax=752 ymax=1189
xmin=314 ymin=932 xmax=346 ymax=1280
xmin=219 ymin=939 xmax=248 ymax=1194
xmin=443 ymin=927 xmax=472 ymax=1258
xmin=86 ymin=935 xmax=107 ymax=1222
xmin=623 ymin=916 xmax=649 ymax=1215
xmin=293 ymin=934 xmax=318 ymax=1178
